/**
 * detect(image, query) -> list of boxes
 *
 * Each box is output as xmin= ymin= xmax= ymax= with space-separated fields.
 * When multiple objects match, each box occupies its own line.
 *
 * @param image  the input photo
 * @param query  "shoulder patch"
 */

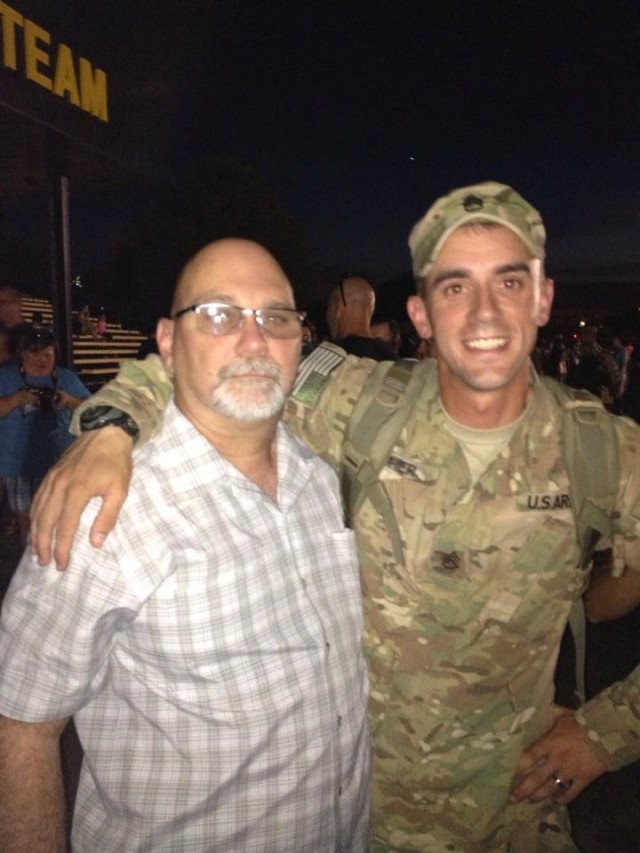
xmin=292 ymin=343 xmax=346 ymax=407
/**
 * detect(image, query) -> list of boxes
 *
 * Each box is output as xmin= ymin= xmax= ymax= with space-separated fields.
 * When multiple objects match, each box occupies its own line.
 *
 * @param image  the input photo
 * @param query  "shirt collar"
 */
xmin=142 ymin=401 xmax=320 ymax=510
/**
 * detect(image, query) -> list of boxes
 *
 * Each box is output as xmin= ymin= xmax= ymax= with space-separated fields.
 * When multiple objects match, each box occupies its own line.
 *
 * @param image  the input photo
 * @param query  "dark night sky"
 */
xmin=152 ymin=0 xmax=640 ymax=281
xmin=4 ymin=0 xmax=640 ymax=300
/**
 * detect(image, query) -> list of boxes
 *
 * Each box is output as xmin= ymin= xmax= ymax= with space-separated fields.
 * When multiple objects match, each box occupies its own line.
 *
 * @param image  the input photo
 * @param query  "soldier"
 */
xmin=31 ymin=184 xmax=640 ymax=852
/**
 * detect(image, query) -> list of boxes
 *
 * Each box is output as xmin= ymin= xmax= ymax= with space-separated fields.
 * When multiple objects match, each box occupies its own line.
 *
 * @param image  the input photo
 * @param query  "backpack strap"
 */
xmin=542 ymin=379 xmax=619 ymax=567
xmin=543 ymin=378 xmax=620 ymax=705
xmin=341 ymin=359 xmax=430 ymax=563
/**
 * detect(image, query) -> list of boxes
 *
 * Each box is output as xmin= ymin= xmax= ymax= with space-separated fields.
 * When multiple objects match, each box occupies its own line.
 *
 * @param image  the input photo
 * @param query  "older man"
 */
xmin=0 ymin=240 xmax=371 ymax=852
xmin=31 ymin=185 xmax=640 ymax=851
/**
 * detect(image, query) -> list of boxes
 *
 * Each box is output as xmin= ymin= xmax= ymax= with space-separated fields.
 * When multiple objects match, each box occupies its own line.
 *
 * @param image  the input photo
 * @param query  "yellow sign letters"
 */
xmin=0 ymin=1 xmax=108 ymax=122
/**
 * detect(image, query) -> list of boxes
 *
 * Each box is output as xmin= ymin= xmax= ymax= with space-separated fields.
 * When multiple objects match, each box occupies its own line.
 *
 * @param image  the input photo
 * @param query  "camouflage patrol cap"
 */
xmin=408 ymin=181 xmax=546 ymax=277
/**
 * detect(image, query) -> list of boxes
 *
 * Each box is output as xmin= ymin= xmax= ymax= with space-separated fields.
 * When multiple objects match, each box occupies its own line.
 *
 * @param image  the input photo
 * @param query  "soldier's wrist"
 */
xmin=79 ymin=405 xmax=141 ymax=444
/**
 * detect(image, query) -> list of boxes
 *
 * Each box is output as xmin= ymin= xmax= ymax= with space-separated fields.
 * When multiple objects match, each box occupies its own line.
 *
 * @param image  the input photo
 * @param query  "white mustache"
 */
xmin=218 ymin=358 xmax=283 ymax=383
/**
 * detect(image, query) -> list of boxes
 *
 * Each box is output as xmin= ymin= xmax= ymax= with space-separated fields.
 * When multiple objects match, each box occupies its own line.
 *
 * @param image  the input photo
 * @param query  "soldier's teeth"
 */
xmin=467 ymin=338 xmax=507 ymax=350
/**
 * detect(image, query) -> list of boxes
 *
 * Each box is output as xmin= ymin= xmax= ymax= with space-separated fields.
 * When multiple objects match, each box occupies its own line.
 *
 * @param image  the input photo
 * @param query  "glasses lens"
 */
xmin=257 ymin=309 xmax=303 ymax=339
xmin=192 ymin=304 xmax=303 ymax=338
xmin=195 ymin=304 xmax=242 ymax=336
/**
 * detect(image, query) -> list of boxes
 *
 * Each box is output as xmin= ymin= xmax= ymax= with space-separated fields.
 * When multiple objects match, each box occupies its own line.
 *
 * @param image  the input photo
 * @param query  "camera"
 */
xmin=32 ymin=386 xmax=60 ymax=417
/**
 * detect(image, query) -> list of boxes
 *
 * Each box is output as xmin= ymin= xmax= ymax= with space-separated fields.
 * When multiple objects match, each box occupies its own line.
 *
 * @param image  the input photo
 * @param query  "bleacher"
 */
xmin=22 ymin=296 xmax=146 ymax=390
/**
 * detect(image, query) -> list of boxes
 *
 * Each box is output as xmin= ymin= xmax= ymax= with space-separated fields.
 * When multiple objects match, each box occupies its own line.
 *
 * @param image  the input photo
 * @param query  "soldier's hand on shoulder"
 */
xmin=30 ymin=427 xmax=134 ymax=570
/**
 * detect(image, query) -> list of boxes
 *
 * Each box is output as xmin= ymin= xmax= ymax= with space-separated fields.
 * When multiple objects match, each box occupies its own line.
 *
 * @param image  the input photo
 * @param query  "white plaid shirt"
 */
xmin=0 ymin=401 xmax=371 ymax=852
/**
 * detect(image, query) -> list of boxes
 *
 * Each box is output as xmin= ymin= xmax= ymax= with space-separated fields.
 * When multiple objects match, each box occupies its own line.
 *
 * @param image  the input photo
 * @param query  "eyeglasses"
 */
xmin=172 ymin=302 xmax=306 ymax=339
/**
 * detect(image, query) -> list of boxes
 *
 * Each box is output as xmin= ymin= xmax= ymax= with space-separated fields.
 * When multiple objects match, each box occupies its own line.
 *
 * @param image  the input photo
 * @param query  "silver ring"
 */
xmin=551 ymin=774 xmax=573 ymax=793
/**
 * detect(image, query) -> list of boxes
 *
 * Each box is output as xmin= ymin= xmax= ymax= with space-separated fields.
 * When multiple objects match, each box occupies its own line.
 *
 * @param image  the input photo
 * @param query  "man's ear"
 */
xmin=536 ymin=277 xmax=555 ymax=328
xmin=156 ymin=318 xmax=175 ymax=373
xmin=406 ymin=294 xmax=433 ymax=340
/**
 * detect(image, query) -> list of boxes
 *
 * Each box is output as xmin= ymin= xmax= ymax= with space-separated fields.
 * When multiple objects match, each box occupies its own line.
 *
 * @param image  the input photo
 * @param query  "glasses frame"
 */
xmin=171 ymin=301 xmax=307 ymax=339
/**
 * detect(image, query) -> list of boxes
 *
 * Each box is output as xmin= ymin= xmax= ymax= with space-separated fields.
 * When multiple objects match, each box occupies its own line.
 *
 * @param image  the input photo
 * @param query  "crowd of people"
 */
xmin=0 ymin=182 xmax=638 ymax=852
xmin=534 ymin=329 xmax=639 ymax=422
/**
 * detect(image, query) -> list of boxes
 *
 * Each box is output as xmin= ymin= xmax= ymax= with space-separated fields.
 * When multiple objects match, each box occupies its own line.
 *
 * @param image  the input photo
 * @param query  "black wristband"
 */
xmin=79 ymin=405 xmax=141 ymax=442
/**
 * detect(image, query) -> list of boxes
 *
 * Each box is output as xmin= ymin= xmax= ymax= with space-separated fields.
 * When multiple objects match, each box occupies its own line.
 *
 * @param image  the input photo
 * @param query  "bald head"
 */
xmin=157 ymin=237 xmax=303 ymax=434
xmin=172 ymin=239 xmax=294 ymax=316
xmin=327 ymin=275 xmax=376 ymax=339
xmin=339 ymin=276 xmax=375 ymax=305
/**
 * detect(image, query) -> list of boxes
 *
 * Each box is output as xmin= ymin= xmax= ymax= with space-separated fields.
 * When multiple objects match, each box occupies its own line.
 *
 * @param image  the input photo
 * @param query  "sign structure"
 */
xmin=0 ymin=1 xmax=109 ymax=123
xmin=0 ymin=0 xmax=185 ymax=189
xmin=0 ymin=0 xmax=182 ymax=365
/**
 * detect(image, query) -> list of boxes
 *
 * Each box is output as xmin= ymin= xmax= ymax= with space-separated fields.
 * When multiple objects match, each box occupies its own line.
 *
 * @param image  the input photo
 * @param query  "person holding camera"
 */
xmin=0 ymin=328 xmax=90 ymax=545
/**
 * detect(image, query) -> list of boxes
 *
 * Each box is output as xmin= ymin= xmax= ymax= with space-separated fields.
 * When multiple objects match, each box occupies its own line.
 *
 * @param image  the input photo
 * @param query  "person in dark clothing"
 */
xmin=371 ymin=317 xmax=402 ymax=357
xmin=622 ymin=342 xmax=640 ymax=423
xmin=566 ymin=325 xmax=619 ymax=406
xmin=136 ymin=327 xmax=159 ymax=360
xmin=326 ymin=275 xmax=396 ymax=360
xmin=543 ymin=334 xmax=568 ymax=381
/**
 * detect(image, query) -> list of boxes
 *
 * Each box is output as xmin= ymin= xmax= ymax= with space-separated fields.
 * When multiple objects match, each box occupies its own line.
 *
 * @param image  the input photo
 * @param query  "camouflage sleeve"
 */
xmin=577 ymin=419 xmax=640 ymax=770
xmin=284 ymin=343 xmax=378 ymax=472
xmin=616 ymin=417 xmax=640 ymax=575
xmin=578 ymin=666 xmax=640 ymax=770
xmin=70 ymin=354 xmax=173 ymax=445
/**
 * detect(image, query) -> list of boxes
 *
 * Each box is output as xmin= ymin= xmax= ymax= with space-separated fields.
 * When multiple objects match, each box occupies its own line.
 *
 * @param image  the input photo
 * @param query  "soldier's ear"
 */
xmin=407 ymin=295 xmax=433 ymax=340
xmin=536 ymin=277 xmax=554 ymax=328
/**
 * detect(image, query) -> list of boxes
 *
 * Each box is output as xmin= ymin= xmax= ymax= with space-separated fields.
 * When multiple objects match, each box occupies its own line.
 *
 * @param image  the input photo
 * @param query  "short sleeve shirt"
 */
xmin=0 ymin=401 xmax=371 ymax=852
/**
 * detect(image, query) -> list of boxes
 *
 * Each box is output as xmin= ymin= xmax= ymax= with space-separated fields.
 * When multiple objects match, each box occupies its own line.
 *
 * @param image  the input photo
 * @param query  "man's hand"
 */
xmin=510 ymin=707 xmax=608 ymax=806
xmin=30 ymin=427 xmax=134 ymax=569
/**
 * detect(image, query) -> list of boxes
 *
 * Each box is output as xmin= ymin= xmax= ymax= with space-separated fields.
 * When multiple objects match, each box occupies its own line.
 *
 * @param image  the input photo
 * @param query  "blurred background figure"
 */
xmin=399 ymin=333 xmax=433 ymax=361
xmin=135 ymin=324 xmax=160 ymax=359
xmin=301 ymin=317 xmax=318 ymax=357
xmin=412 ymin=338 xmax=432 ymax=360
xmin=0 ymin=287 xmax=33 ymax=362
xmin=97 ymin=312 xmax=109 ymax=339
xmin=78 ymin=304 xmax=96 ymax=338
xmin=0 ymin=329 xmax=10 ymax=366
xmin=622 ymin=341 xmax=640 ymax=423
xmin=0 ymin=328 xmax=90 ymax=545
xmin=611 ymin=333 xmax=629 ymax=403
xmin=326 ymin=274 xmax=397 ymax=360
xmin=371 ymin=317 xmax=402 ymax=357
xmin=566 ymin=325 xmax=620 ymax=408
xmin=544 ymin=334 xmax=568 ymax=381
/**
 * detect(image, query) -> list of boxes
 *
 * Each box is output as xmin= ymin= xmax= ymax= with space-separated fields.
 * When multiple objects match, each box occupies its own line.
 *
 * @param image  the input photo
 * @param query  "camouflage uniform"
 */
xmin=73 ymin=352 xmax=640 ymax=852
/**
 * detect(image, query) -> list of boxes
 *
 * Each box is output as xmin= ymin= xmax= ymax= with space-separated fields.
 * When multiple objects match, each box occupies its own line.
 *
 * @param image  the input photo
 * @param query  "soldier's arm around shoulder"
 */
xmin=31 ymin=355 xmax=173 ymax=570
xmin=70 ymin=354 xmax=173 ymax=443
